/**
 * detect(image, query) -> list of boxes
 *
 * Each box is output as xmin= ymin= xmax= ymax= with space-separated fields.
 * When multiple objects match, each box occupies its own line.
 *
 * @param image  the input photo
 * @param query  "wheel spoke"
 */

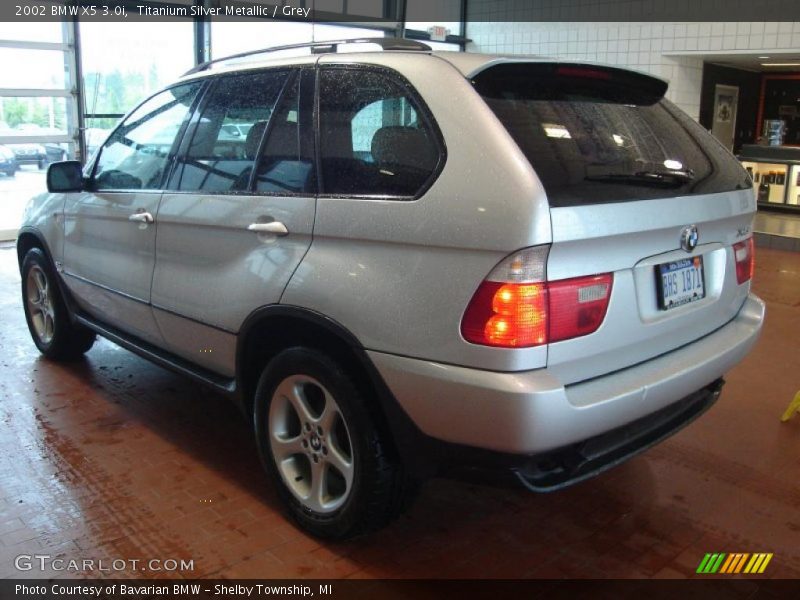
xmin=326 ymin=445 xmax=354 ymax=485
xmin=271 ymin=434 xmax=304 ymax=461
xmin=34 ymin=270 xmax=46 ymax=297
xmin=44 ymin=313 xmax=54 ymax=340
xmin=318 ymin=391 xmax=340 ymax=432
xmin=308 ymin=459 xmax=327 ymax=510
xmin=277 ymin=379 xmax=315 ymax=424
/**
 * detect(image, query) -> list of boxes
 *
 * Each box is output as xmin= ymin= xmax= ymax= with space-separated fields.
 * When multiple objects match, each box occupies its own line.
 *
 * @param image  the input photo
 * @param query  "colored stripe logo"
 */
xmin=696 ymin=552 xmax=773 ymax=574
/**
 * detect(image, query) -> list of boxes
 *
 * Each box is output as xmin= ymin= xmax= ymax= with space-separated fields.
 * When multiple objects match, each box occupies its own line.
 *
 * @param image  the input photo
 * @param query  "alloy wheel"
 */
xmin=26 ymin=265 xmax=55 ymax=345
xmin=269 ymin=375 xmax=355 ymax=514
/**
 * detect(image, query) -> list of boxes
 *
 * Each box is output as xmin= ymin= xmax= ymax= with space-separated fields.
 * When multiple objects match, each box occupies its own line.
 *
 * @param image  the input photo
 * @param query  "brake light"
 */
xmin=461 ymin=247 xmax=613 ymax=348
xmin=733 ymin=238 xmax=755 ymax=284
xmin=556 ymin=66 xmax=613 ymax=80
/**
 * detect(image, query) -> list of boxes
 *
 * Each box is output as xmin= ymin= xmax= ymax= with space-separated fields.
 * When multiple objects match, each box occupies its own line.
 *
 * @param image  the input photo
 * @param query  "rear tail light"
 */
xmin=733 ymin=238 xmax=755 ymax=284
xmin=461 ymin=246 xmax=613 ymax=348
xmin=547 ymin=274 xmax=614 ymax=343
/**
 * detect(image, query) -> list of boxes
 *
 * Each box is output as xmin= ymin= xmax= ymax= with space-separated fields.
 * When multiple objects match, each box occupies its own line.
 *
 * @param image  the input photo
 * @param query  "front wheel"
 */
xmin=21 ymin=248 xmax=96 ymax=360
xmin=254 ymin=347 xmax=410 ymax=539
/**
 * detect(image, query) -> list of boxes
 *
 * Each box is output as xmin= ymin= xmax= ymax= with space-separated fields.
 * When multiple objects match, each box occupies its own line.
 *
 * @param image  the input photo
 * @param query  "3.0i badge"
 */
xmin=680 ymin=224 xmax=699 ymax=253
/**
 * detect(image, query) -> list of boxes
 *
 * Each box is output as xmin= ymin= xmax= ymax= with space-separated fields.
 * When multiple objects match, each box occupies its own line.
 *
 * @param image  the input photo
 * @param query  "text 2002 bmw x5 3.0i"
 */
xmin=18 ymin=39 xmax=764 ymax=539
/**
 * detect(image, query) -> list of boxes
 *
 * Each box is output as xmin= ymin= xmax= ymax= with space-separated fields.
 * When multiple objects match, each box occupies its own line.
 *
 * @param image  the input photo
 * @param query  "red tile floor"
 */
xmin=0 ymin=242 xmax=798 ymax=580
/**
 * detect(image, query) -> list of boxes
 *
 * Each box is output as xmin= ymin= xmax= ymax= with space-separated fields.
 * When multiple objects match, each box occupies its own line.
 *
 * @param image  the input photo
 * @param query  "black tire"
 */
xmin=254 ymin=347 xmax=410 ymax=539
xmin=37 ymin=159 xmax=45 ymax=170
xmin=21 ymin=248 xmax=96 ymax=360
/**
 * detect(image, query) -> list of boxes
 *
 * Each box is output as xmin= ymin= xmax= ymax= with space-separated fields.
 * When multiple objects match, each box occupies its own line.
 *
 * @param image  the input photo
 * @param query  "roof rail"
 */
xmin=183 ymin=37 xmax=432 ymax=76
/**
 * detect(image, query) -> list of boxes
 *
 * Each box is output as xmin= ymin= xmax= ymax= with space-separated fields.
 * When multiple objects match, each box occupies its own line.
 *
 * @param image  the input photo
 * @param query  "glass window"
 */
xmin=0 ymin=49 xmax=67 ymax=89
xmin=253 ymin=72 xmax=315 ymax=194
xmin=0 ymin=22 xmax=63 ymax=43
xmin=472 ymin=63 xmax=750 ymax=207
xmin=0 ymin=96 xmax=70 ymax=138
xmin=93 ymin=83 xmax=201 ymax=191
xmin=318 ymin=68 xmax=441 ymax=197
xmin=170 ymin=72 xmax=287 ymax=193
xmin=0 ymin=21 xmax=72 ymax=240
xmin=80 ymin=22 xmax=194 ymax=117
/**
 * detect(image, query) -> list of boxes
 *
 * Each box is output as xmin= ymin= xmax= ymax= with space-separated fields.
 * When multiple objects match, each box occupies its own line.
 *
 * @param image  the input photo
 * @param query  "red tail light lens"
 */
xmin=733 ymin=238 xmax=755 ymax=284
xmin=461 ymin=250 xmax=613 ymax=348
xmin=548 ymin=274 xmax=614 ymax=343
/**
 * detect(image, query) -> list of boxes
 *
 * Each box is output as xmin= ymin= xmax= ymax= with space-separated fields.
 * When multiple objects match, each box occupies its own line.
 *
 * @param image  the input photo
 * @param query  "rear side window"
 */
xmin=169 ymin=71 xmax=287 ymax=192
xmin=319 ymin=67 xmax=442 ymax=197
xmin=473 ymin=63 xmax=750 ymax=206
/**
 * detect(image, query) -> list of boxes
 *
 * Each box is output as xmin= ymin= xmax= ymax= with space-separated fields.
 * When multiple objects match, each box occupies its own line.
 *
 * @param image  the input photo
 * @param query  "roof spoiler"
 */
xmin=472 ymin=61 xmax=668 ymax=106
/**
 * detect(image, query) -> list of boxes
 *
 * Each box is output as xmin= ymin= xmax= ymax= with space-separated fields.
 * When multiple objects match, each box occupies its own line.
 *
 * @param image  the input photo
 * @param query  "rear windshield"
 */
xmin=472 ymin=63 xmax=750 ymax=207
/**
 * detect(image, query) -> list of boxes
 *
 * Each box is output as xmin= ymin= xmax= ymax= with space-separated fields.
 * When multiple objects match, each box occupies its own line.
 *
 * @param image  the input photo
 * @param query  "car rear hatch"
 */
xmin=472 ymin=62 xmax=756 ymax=384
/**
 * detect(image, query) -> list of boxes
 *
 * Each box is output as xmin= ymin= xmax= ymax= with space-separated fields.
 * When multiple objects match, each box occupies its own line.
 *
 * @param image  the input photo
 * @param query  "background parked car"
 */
xmin=10 ymin=142 xmax=47 ymax=169
xmin=0 ymin=145 xmax=18 ymax=176
xmin=44 ymin=143 xmax=66 ymax=163
xmin=0 ymin=125 xmax=69 ymax=168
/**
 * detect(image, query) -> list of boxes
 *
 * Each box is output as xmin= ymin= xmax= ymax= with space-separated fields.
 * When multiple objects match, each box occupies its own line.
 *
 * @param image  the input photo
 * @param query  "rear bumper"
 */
xmin=368 ymin=293 xmax=765 ymax=456
xmin=516 ymin=378 xmax=723 ymax=490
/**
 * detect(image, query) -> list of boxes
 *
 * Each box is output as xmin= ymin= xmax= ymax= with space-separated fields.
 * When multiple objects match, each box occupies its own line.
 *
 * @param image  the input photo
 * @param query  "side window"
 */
xmin=352 ymin=97 xmax=419 ymax=159
xmin=253 ymin=70 xmax=315 ymax=194
xmin=319 ymin=68 xmax=441 ymax=197
xmin=169 ymin=71 xmax=288 ymax=192
xmin=93 ymin=83 xmax=201 ymax=190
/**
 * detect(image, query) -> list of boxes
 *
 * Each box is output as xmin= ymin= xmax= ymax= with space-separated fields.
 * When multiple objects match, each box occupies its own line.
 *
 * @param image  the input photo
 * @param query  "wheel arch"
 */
xmin=236 ymin=305 xmax=427 ymax=472
xmin=17 ymin=227 xmax=80 ymax=323
xmin=16 ymin=227 xmax=50 ymax=271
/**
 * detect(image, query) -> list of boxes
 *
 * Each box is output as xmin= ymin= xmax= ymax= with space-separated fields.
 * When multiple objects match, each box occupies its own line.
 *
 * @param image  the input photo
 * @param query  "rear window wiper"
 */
xmin=585 ymin=166 xmax=695 ymax=188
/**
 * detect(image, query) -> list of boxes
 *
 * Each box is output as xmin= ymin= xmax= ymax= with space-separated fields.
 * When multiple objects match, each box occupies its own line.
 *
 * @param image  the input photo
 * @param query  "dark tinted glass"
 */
xmin=319 ymin=67 xmax=441 ymax=197
xmin=170 ymin=71 xmax=287 ymax=192
xmin=94 ymin=82 xmax=201 ymax=190
xmin=473 ymin=63 xmax=751 ymax=206
xmin=253 ymin=71 xmax=315 ymax=194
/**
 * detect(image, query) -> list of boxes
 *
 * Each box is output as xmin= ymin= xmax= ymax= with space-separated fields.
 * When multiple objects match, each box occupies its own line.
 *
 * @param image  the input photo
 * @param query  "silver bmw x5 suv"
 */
xmin=18 ymin=39 xmax=764 ymax=538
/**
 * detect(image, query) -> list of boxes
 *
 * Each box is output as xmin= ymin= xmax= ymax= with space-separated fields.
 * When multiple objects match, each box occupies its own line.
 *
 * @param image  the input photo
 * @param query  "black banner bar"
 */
xmin=3 ymin=579 xmax=800 ymax=600
xmin=4 ymin=0 xmax=800 ymax=22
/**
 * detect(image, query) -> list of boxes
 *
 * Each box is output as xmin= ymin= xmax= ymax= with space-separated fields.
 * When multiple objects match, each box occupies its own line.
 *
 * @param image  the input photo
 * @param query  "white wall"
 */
xmin=466 ymin=20 xmax=800 ymax=120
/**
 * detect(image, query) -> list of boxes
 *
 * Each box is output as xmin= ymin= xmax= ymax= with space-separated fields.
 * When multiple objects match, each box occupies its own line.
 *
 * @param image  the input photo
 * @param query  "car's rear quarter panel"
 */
xmin=282 ymin=54 xmax=553 ymax=371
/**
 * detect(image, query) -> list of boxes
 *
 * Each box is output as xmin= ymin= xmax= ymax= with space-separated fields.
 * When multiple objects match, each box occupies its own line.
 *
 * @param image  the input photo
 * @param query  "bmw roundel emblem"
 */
xmin=680 ymin=225 xmax=699 ymax=253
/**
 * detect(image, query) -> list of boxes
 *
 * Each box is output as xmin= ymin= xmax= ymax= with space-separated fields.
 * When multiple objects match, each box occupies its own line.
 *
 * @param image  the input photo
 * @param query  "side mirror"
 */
xmin=47 ymin=161 xmax=84 ymax=193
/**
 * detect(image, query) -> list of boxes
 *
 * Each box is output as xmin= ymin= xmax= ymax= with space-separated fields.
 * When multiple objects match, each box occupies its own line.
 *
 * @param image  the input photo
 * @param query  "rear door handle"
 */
xmin=129 ymin=211 xmax=154 ymax=224
xmin=247 ymin=221 xmax=289 ymax=236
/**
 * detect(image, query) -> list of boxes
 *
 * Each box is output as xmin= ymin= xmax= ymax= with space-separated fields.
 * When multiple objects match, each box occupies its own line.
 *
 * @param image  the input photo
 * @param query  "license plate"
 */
xmin=656 ymin=256 xmax=705 ymax=310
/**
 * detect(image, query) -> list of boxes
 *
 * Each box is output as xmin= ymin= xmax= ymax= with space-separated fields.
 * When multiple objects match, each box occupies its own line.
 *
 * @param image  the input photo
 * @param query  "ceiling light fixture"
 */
xmin=761 ymin=62 xmax=800 ymax=67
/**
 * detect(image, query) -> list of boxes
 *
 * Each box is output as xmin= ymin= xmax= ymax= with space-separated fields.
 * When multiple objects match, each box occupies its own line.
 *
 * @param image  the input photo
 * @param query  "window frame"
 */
xmin=86 ymin=80 xmax=207 ymax=193
xmin=315 ymin=64 xmax=447 ymax=201
xmin=165 ymin=67 xmax=301 ymax=196
xmin=248 ymin=67 xmax=318 ymax=197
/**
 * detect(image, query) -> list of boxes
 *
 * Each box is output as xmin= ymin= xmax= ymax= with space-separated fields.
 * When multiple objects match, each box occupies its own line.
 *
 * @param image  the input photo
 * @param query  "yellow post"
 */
xmin=781 ymin=391 xmax=800 ymax=422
